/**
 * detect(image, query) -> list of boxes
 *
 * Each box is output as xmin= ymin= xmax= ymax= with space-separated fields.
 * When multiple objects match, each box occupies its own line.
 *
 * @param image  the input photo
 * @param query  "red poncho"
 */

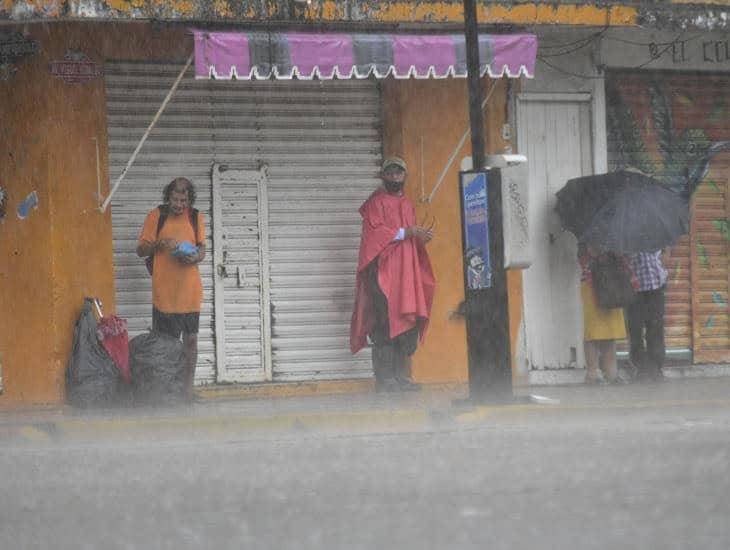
xmin=350 ymin=188 xmax=436 ymax=354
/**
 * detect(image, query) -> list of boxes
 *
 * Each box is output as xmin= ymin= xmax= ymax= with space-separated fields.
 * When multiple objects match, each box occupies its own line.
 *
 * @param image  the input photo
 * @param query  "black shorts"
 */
xmin=152 ymin=308 xmax=199 ymax=339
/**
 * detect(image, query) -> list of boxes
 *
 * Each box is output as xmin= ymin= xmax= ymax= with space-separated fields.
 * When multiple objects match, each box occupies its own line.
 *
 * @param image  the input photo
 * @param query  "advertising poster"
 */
xmin=461 ymin=171 xmax=492 ymax=290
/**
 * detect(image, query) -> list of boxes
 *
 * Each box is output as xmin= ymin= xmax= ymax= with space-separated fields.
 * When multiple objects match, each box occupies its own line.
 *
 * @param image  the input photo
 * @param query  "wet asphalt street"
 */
xmin=2 ymin=388 xmax=730 ymax=550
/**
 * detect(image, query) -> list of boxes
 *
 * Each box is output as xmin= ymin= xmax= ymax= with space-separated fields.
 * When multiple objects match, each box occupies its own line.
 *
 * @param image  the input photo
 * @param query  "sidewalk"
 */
xmin=2 ymin=376 xmax=730 ymax=443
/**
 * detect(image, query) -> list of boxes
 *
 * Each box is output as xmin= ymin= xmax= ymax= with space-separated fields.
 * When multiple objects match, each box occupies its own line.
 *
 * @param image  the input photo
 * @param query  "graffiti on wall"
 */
xmin=645 ymin=38 xmax=730 ymax=66
xmin=0 ymin=31 xmax=38 ymax=81
xmin=607 ymin=78 xmax=730 ymax=200
xmin=607 ymin=75 xmax=730 ymax=358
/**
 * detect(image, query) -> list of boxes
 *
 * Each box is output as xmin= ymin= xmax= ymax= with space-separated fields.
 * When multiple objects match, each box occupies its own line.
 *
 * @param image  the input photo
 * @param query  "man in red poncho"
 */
xmin=350 ymin=157 xmax=436 ymax=391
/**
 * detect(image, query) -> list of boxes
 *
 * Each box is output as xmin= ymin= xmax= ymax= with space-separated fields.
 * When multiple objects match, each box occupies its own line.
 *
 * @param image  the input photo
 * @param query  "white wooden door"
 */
xmin=212 ymin=164 xmax=272 ymax=383
xmin=517 ymin=94 xmax=593 ymax=370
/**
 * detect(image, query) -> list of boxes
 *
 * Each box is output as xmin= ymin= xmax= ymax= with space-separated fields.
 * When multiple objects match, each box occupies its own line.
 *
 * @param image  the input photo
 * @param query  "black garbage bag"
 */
xmin=129 ymin=331 xmax=186 ymax=405
xmin=66 ymin=298 xmax=123 ymax=408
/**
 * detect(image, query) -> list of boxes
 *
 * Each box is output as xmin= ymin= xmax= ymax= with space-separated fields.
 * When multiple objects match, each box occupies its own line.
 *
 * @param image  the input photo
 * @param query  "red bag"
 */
xmin=96 ymin=313 xmax=131 ymax=384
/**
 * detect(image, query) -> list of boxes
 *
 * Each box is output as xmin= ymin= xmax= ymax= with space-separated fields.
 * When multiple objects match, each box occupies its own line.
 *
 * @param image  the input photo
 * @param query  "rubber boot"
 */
xmin=372 ymin=345 xmax=399 ymax=392
xmin=394 ymin=354 xmax=420 ymax=392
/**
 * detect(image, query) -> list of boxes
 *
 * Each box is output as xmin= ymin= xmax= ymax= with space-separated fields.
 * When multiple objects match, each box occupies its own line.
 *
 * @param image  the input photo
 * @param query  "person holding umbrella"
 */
xmin=626 ymin=250 xmax=668 ymax=382
xmin=556 ymin=169 xmax=689 ymax=385
xmin=578 ymin=244 xmax=632 ymax=384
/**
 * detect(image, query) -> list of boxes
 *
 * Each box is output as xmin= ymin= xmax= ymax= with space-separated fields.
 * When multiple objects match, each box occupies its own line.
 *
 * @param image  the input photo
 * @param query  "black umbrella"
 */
xmin=555 ymin=170 xmax=689 ymax=253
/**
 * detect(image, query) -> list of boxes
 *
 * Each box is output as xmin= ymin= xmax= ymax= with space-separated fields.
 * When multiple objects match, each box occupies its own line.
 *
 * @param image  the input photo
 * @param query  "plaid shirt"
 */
xmin=628 ymin=251 xmax=667 ymax=291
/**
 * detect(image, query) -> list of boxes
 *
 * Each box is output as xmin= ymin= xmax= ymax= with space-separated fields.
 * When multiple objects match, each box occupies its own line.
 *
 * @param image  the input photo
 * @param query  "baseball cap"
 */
xmin=382 ymin=156 xmax=407 ymax=172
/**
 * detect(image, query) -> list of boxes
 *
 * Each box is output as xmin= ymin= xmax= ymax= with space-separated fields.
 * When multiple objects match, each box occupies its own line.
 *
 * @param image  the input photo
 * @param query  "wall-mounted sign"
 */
xmin=0 ymin=32 xmax=39 ymax=62
xmin=461 ymin=171 xmax=492 ymax=290
xmin=599 ymin=30 xmax=730 ymax=72
xmin=50 ymin=51 xmax=102 ymax=83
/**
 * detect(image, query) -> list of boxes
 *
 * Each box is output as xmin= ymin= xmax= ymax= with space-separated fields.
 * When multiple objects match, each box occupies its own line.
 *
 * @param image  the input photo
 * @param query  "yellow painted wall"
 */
xmin=0 ymin=70 xmax=57 ymax=405
xmin=383 ymin=77 xmax=512 ymax=383
xmin=384 ymin=77 xmax=524 ymax=384
xmin=0 ymin=23 xmax=191 ymax=407
xmin=0 ymin=21 xmax=527 ymax=405
xmin=382 ymin=77 xmax=468 ymax=383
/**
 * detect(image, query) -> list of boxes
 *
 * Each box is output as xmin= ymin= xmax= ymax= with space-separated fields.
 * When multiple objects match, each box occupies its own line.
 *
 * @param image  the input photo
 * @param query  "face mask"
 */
xmin=385 ymin=181 xmax=404 ymax=194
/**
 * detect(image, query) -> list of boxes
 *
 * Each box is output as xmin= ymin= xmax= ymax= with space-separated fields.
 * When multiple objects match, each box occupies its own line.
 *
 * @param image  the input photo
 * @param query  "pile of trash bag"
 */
xmin=129 ymin=331 xmax=187 ymax=405
xmin=66 ymin=298 xmax=188 ymax=407
xmin=66 ymin=299 xmax=125 ymax=408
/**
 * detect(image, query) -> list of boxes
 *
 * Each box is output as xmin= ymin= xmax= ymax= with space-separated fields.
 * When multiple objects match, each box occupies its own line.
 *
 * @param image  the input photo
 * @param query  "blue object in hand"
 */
xmin=172 ymin=241 xmax=198 ymax=257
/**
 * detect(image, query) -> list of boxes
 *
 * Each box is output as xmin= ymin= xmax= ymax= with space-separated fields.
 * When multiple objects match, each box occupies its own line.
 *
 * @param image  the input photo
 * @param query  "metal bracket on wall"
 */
xmin=92 ymin=137 xmax=101 ymax=207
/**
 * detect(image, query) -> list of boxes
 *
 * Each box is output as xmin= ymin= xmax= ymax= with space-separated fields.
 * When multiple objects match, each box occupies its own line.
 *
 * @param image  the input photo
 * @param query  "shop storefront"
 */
xmin=107 ymin=64 xmax=383 ymax=383
xmin=518 ymin=27 xmax=730 ymax=380
xmin=3 ymin=0 xmax=727 ymax=406
xmin=106 ymin=29 xmax=537 ymax=385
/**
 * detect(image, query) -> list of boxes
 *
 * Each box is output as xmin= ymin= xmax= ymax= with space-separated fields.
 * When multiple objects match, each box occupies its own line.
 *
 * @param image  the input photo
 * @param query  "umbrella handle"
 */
xmin=93 ymin=298 xmax=103 ymax=319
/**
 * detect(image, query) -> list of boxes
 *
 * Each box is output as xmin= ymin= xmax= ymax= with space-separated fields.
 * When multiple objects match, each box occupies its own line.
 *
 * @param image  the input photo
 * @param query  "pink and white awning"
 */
xmin=193 ymin=30 xmax=537 ymax=80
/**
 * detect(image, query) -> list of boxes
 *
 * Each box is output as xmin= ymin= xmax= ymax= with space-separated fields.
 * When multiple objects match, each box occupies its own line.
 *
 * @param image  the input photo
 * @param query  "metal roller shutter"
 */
xmin=204 ymin=78 xmax=381 ymax=381
xmin=669 ymin=75 xmax=730 ymax=362
xmin=260 ymin=82 xmax=381 ymax=381
xmin=106 ymin=61 xmax=217 ymax=384
xmin=106 ymin=61 xmax=380 ymax=383
xmin=607 ymin=72 xmax=730 ymax=362
xmin=691 ymin=158 xmax=729 ymax=363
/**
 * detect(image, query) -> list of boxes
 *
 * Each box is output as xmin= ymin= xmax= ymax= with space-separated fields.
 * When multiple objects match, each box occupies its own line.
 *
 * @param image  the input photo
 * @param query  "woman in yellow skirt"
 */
xmin=579 ymin=244 xmax=627 ymax=384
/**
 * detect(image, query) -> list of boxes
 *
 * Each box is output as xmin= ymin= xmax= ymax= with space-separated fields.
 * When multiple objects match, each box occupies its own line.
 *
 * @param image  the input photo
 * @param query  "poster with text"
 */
xmin=461 ymin=171 xmax=492 ymax=290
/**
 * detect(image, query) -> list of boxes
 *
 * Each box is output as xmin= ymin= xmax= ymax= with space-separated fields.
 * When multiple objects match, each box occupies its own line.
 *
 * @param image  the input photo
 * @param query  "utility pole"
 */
xmin=462 ymin=0 xmax=512 ymax=402
xmin=464 ymin=0 xmax=485 ymax=173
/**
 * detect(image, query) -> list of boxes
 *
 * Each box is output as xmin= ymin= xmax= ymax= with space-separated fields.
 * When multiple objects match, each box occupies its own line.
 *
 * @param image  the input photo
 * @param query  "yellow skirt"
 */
xmin=581 ymin=282 xmax=626 ymax=341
